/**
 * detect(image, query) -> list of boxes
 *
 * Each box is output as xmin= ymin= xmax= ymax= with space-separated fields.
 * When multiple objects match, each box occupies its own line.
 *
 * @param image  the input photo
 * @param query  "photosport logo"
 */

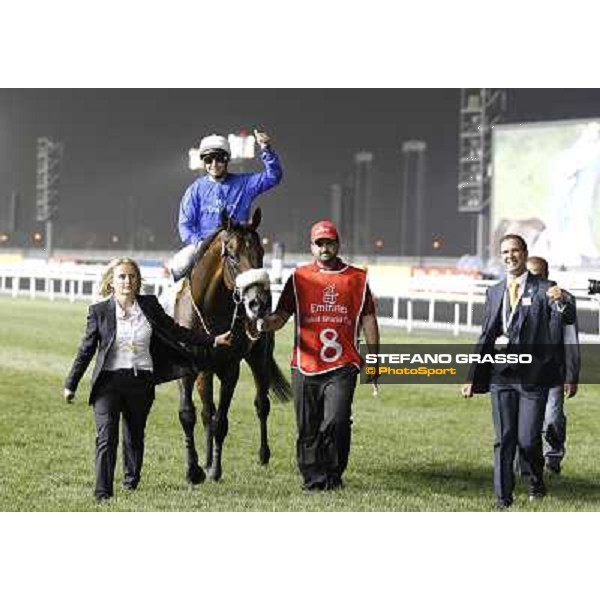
xmin=360 ymin=344 xmax=600 ymax=385
xmin=359 ymin=344 xmax=535 ymax=384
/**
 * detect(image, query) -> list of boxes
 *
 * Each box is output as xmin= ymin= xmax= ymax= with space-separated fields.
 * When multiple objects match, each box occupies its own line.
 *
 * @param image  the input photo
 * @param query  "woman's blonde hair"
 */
xmin=98 ymin=257 xmax=143 ymax=297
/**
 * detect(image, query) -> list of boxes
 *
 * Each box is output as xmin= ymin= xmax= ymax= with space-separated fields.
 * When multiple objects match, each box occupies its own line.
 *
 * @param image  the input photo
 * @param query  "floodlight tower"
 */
xmin=330 ymin=183 xmax=343 ymax=226
xmin=353 ymin=151 xmax=374 ymax=257
xmin=457 ymin=89 xmax=506 ymax=259
xmin=36 ymin=137 xmax=64 ymax=259
xmin=8 ymin=192 xmax=20 ymax=233
xmin=330 ymin=180 xmax=354 ymax=256
xmin=400 ymin=140 xmax=427 ymax=258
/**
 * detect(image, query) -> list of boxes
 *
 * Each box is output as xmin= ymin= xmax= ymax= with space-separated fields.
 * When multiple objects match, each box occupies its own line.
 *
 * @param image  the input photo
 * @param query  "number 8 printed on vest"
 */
xmin=319 ymin=328 xmax=343 ymax=363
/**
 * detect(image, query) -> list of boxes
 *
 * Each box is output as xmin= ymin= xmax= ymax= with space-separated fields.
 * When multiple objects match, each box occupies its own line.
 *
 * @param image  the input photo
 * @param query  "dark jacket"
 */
xmin=470 ymin=273 xmax=576 ymax=393
xmin=549 ymin=291 xmax=580 ymax=385
xmin=64 ymin=294 xmax=214 ymax=403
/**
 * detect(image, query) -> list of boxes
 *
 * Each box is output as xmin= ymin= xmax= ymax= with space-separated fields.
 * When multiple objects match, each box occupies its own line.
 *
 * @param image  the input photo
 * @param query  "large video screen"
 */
xmin=492 ymin=118 xmax=600 ymax=267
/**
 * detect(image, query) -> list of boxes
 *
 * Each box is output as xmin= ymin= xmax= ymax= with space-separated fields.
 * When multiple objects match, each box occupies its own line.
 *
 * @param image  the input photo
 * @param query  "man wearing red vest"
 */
xmin=260 ymin=220 xmax=380 ymax=490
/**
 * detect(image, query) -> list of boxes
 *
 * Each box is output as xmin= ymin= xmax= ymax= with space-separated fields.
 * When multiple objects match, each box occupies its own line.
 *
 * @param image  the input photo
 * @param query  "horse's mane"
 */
xmin=203 ymin=220 xmax=259 ymax=250
xmin=196 ymin=228 xmax=222 ymax=256
xmin=193 ymin=219 xmax=261 ymax=270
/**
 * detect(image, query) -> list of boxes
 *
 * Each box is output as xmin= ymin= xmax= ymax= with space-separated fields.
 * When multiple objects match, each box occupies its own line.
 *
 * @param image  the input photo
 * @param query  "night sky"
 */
xmin=1 ymin=88 xmax=600 ymax=255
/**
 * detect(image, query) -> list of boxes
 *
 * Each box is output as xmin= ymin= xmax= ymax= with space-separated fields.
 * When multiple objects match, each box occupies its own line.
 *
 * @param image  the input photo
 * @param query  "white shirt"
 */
xmin=104 ymin=300 xmax=153 ymax=374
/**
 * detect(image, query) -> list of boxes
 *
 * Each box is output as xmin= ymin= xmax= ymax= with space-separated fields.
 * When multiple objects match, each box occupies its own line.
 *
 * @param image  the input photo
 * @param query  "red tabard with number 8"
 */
xmin=291 ymin=264 xmax=368 ymax=374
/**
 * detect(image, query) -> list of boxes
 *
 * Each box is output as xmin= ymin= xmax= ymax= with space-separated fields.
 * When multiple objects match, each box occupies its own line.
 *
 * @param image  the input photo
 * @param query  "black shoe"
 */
xmin=325 ymin=475 xmax=344 ymax=490
xmin=496 ymin=497 xmax=513 ymax=510
xmin=96 ymin=494 xmax=112 ymax=503
xmin=528 ymin=483 xmax=547 ymax=502
xmin=123 ymin=480 xmax=139 ymax=491
xmin=302 ymin=479 xmax=327 ymax=492
xmin=528 ymin=492 xmax=546 ymax=503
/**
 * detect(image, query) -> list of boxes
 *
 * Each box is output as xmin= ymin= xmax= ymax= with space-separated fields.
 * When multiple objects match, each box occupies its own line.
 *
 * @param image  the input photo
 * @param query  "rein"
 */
xmin=186 ymin=283 xmax=243 ymax=337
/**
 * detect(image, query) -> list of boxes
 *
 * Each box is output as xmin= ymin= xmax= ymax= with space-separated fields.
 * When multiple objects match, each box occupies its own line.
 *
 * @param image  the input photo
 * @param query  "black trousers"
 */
xmin=291 ymin=365 xmax=358 ymax=489
xmin=490 ymin=380 xmax=548 ymax=502
xmin=92 ymin=370 xmax=154 ymax=500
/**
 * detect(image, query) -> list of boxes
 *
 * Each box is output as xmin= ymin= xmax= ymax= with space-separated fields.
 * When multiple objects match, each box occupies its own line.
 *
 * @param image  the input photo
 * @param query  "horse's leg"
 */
xmin=177 ymin=374 xmax=205 ymax=485
xmin=245 ymin=335 xmax=271 ymax=466
xmin=208 ymin=362 xmax=240 ymax=481
xmin=197 ymin=371 xmax=215 ymax=470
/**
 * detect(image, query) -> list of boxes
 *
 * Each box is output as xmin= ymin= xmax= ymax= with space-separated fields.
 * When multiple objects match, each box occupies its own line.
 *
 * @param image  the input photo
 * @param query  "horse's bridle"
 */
xmin=187 ymin=232 xmax=261 ymax=341
xmin=220 ymin=236 xmax=242 ymax=291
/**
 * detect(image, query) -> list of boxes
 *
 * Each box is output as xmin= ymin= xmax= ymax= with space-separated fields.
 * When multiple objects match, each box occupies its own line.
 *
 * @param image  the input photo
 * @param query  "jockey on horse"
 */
xmin=170 ymin=129 xmax=283 ymax=281
xmin=168 ymin=130 xmax=286 ymax=483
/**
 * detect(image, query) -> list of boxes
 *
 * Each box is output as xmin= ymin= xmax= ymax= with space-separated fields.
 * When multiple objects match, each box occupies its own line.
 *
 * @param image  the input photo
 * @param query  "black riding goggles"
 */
xmin=202 ymin=152 xmax=229 ymax=165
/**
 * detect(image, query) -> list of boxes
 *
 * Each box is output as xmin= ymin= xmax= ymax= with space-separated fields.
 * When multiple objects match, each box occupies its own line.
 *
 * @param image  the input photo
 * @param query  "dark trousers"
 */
xmin=516 ymin=384 xmax=566 ymax=476
xmin=92 ymin=370 xmax=154 ymax=500
xmin=291 ymin=365 xmax=358 ymax=489
xmin=490 ymin=381 xmax=549 ymax=502
xmin=544 ymin=385 xmax=567 ymax=467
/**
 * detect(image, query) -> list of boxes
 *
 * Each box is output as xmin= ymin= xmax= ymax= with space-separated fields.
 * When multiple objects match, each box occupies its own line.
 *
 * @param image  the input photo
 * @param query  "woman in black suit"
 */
xmin=64 ymin=257 xmax=231 ymax=502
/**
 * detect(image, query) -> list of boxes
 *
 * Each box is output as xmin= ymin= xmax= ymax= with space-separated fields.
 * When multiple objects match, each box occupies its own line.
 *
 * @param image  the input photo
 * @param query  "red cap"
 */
xmin=310 ymin=220 xmax=339 ymax=242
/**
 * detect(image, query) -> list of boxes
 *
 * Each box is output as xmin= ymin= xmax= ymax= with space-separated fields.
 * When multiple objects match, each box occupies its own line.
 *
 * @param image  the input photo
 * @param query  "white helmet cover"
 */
xmin=199 ymin=134 xmax=231 ymax=157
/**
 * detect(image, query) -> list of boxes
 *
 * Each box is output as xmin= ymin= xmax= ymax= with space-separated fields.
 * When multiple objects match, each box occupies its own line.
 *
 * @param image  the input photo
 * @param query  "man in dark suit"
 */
xmin=462 ymin=235 xmax=576 ymax=509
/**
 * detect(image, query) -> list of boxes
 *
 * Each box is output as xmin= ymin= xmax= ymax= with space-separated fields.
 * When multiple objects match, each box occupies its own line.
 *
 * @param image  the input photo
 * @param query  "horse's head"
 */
xmin=219 ymin=208 xmax=270 ymax=320
xmin=235 ymin=268 xmax=271 ymax=320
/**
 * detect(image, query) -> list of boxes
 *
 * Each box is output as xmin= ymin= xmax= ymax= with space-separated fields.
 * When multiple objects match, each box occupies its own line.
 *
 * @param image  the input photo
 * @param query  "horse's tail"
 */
xmin=268 ymin=355 xmax=292 ymax=403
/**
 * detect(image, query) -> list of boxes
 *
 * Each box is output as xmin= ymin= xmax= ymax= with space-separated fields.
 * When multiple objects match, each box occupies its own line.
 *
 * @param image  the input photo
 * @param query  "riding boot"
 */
xmin=170 ymin=241 xmax=204 ymax=282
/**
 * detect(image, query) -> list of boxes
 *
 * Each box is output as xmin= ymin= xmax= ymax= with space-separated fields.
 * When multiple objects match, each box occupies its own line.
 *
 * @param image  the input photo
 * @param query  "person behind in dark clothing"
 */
xmin=523 ymin=256 xmax=579 ymax=475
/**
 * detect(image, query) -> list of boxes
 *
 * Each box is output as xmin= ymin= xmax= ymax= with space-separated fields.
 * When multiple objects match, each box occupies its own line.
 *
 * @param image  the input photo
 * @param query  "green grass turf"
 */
xmin=1 ymin=296 xmax=599 ymax=511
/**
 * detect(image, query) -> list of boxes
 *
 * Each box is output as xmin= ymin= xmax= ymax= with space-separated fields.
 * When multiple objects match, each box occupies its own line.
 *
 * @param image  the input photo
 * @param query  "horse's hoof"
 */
xmin=208 ymin=466 xmax=222 ymax=482
xmin=186 ymin=465 xmax=206 ymax=485
xmin=258 ymin=446 xmax=271 ymax=466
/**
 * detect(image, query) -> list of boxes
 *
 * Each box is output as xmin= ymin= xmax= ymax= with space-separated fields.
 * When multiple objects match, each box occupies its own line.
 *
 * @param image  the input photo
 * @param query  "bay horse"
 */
xmin=174 ymin=207 xmax=291 ymax=483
